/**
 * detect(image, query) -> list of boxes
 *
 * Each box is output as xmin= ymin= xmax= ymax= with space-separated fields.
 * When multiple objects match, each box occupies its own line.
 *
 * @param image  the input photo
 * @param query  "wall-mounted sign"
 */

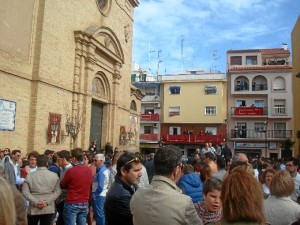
xmin=0 ymin=99 xmax=16 ymax=131
xmin=235 ymin=142 xmax=268 ymax=148
xmin=269 ymin=142 xmax=277 ymax=150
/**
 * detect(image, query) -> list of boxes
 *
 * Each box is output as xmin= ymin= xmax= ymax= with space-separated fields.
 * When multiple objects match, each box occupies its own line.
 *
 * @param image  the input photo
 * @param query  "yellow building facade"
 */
xmin=159 ymin=71 xmax=227 ymax=156
xmin=0 ymin=0 xmax=142 ymax=154
xmin=292 ymin=16 xmax=300 ymax=157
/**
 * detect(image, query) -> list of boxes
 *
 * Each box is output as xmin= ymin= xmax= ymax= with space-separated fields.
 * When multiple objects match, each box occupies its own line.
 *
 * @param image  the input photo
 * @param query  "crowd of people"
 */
xmin=1 ymin=143 xmax=300 ymax=225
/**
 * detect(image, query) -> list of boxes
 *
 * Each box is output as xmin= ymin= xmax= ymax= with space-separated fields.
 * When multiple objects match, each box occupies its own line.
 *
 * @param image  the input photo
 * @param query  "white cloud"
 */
xmin=132 ymin=0 xmax=299 ymax=73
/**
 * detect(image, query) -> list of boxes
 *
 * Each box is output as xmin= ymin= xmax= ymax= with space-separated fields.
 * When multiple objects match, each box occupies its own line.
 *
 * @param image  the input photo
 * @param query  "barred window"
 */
xmin=169 ymin=106 xmax=180 ymax=116
xmin=273 ymin=100 xmax=286 ymax=115
xmin=205 ymin=106 xmax=216 ymax=115
xmin=205 ymin=85 xmax=217 ymax=94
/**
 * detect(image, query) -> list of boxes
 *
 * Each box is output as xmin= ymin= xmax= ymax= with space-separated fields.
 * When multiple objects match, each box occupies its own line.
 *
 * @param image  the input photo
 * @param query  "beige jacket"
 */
xmin=22 ymin=167 xmax=61 ymax=215
xmin=130 ymin=175 xmax=203 ymax=225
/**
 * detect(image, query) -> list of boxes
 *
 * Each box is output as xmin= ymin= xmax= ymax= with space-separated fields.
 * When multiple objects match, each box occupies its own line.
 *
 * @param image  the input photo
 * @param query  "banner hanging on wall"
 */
xmin=0 ymin=99 xmax=16 ymax=131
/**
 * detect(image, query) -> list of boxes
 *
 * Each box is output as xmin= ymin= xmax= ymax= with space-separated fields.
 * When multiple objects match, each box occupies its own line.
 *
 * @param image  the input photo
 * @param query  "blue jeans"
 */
xmin=64 ymin=202 xmax=89 ymax=225
xmin=92 ymin=196 xmax=106 ymax=225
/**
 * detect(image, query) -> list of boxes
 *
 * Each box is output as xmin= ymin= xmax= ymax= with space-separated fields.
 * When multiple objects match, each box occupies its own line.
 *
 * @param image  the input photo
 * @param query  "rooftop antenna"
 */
xmin=147 ymin=41 xmax=155 ymax=73
xmin=211 ymin=49 xmax=220 ymax=72
xmin=181 ymin=35 xmax=184 ymax=71
xmin=192 ymin=54 xmax=199 ymax=68
xmin=157 ymin=50 xmax=162 ymax=75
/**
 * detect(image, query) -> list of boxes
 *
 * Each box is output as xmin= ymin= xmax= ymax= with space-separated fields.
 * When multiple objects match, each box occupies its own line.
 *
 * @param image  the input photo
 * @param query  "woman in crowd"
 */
xmin=0 ymin=176 xmax=16 ymax=225
xmin=214 ymin=167 xmax=265 ymax=225
xmin=178 ymin=164 xmax=203 ymax=203
xmin=194 ymin=178 xmax=222 ymax=224
xmin=264 ymin=170 xmax=300 ymax=225
xmin=261 ymin=168 xmax=276 ymax=199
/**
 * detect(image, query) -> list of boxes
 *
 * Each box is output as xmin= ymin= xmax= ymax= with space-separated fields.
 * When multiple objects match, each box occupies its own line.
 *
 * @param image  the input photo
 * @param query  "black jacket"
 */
xmin=104 ymin=175 xmax=137 ymax=225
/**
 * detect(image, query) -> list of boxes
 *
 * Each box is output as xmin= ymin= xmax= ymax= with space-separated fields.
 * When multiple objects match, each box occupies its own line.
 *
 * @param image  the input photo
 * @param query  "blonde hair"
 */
xmin=0 ymin=177 xmax=16 ymax=225
xmin=270 ymin=170 xmax=294 ymax=197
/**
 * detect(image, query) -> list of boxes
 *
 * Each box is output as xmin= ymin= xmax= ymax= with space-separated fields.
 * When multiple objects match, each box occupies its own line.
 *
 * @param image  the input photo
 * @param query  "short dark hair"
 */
xmin=44 ymin=149 xmax=54 ymax=156
xmin=216 ymin=157 xmax=226 ymax=169
xmin=70 ymin=148 xmax=84 ymax=161
xmin=52 ymin=153 xmax=58 ymax=163
xmin=154 ymin=145 xmax=182 ymax=177
xmin=57 ymin=150 xmax=71 ymax=161
xmin=37 ymin=154 xmax=48 ymax=167
xmin=203 ymin=178 xmax=222 ymax=195
xmin=117 ymin=152 xmax=141 ymax=176
xmin=28 ymin=151 xmax=40 ymax=160
xmin=287 ymin=157 xmax=299 ymax=167
xmin=205 ymin=152 xmax=215 ymax=160
xmin=11 ymin=150 xmax=21 ymax=155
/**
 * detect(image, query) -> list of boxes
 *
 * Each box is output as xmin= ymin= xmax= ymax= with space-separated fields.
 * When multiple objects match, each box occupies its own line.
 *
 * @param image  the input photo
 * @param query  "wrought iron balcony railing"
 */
xmin=162 ymin=134 xmax=224 ymax=145
xmin=230 ymin=129 xmax=292 ymax=139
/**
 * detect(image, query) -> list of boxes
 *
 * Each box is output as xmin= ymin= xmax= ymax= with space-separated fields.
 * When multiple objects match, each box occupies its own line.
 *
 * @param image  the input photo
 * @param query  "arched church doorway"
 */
xmin=90 ymin=101 xmax=103 ymax=151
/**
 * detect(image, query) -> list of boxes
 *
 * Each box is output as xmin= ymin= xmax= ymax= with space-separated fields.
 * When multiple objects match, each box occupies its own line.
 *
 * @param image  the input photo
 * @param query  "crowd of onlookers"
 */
xmin=1 ymin=143 xmax=300 ymax=225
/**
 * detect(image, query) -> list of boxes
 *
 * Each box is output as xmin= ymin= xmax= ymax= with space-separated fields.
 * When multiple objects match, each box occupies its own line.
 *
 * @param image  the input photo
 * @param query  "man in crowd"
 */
xmin=45 ymin=149 xmax=55 ymax=164
xmin=56 ymin=150 xmax=73 ymax=225
xmin=61 ymin=148 xmax=93 ymax=225
xmin=92 ymin=154 xmax=110 ymax=225
xmin=130 ymin=145 xmax=203 ymax=225
xmin=0 ymin=161 xmax=27 ymax=225
xmin=145 ymin=153 xmax=154 ymax=183
xmin=222 ymin=144 xmax=232 ymax=166
xmin=4 ymin=149 xmax=25 ymax=187
xmin=200 ymin=143 xmax=210 ymax=159
xmin=22 ymin=154 xmax=61 ymax=225
xmin=48 ymin=153 xmax=60 ymax=178
xmin=212 ymin=157 xmax=226 ymax=181
xmin=104 ymin=152 xmax=142 ymax=225
xmin=204 ymin=152 xmax=218 ymax=174
xmin=286 ymin=157 xmax=300 ymax=202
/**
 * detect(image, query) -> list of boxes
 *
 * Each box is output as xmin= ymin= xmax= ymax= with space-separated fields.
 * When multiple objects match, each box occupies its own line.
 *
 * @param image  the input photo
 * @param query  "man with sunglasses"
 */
xmin=104 ymin=152 xmax=142 ymax=225
xmin=285 ymin=157 xmax=300 ymax=202
xmin=130 ymin=145 xmax=203 ymax=225
xmin=4 ymin=149 xmax=25 ymax=187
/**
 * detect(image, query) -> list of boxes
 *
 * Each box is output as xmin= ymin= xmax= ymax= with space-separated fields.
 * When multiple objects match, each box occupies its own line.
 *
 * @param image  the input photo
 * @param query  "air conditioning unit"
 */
xmin=153 ymin=124 xmax=159 ymax=128
xmin=156 ymin=103 xmax=161 ymax=108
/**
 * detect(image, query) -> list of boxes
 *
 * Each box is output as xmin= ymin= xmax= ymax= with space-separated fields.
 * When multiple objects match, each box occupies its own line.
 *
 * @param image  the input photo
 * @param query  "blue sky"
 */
xmin=132 ymin=0 xmax=300 ymax=74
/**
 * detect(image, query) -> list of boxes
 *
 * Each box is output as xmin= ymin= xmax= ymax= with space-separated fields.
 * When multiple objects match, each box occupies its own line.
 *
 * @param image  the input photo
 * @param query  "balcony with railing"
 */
xmin=141 ymin=113 xmax=160 ymax=121
xmin=231 ymin=107 xmax=268 ymax=116
xmin=230 ymin=129 xmax=292 ymax=139
xmin=140 ymin=133 xmax=159 ymax=141
xmin=163 ymin=134 xmax=224 ymax=145
xmin=252 ymin=83 xmax=267 ymax=91
xmin=142 ymin=95 xmax=160 ymax=102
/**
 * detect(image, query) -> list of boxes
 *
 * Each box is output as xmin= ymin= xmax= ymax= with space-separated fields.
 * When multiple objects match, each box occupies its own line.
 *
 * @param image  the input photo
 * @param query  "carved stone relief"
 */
xmin=92 ymin=78 xmax=105 ymax=98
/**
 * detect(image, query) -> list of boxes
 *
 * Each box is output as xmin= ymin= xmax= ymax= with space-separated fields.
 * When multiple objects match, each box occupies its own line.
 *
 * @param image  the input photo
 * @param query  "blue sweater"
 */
xmin=178 ymin=173 xmax=203 ymax=203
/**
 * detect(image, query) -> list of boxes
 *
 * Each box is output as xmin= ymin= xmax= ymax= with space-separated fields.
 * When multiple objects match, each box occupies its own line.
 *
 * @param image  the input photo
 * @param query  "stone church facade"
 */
xmin=0 ymin=0 xmax=143 ymax=154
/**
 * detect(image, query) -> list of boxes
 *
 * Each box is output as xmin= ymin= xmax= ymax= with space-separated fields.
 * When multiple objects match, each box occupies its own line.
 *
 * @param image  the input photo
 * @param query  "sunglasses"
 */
xmin=124 ymin=157 xmax=141 ymax=166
